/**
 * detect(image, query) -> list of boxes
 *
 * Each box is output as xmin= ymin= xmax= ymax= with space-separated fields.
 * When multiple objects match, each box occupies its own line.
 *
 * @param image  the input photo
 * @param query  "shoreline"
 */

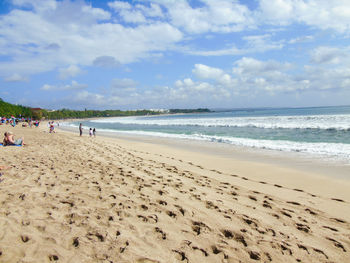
xmin=1 ymin=123 xmax=349 ymax=262
xmin=58 ymin=123 xmax=350 ymax=181
xmin=56 ymin=124 xmax=350 ymax=218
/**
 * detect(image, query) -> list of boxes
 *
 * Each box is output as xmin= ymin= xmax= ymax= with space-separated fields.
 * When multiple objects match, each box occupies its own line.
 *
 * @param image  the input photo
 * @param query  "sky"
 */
xmin=1 ymin=0 xmax=350 ymax=110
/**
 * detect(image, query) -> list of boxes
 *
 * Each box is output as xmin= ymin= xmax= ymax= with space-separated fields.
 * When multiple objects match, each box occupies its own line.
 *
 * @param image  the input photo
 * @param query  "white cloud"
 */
xmin=12 ymin=0 xmax=57 ymax=13
xmin=57 ymin=57 xmax=350 ymax=109
xmin=119 ymin=10 xmax=147 ymax=24
xmin=64 ymin=80 xmax=88 ymax=90
xmin=108 ymin=1 xmax=132 ymax=11
xmin=136 ymin=3 xmax=164 ymax=18
xmin=183 ymin=78 xmax=194 ymax=86
xmin=3 ymin=0 xmax=350 ymax=110
xmin=0 ymin=0 xmax=183 ymax=77
xmin=243 ymin=34 xmax=284 ymax=52
xmin=230 ymin=57 xmax=299 ymax=93
xmin=93 ymin=56 xmax=121 ymax=68
xmin=310 ymin=46 xmax=346 ymax=64
xmin=178 ymin=59 xmax=304 ymax=96
xmin=2 ymin=0 xmax=350 ymax=80
xmin=112 ymin=78 xmax=138 ymax=89
xmin=303 ymin=66 xmax=350 ymax=90
xmin=155 ymin=0 xmax=254 ymax=34
xmin=258 ymin=0 xmax=350 ymax=33
xmin=73 ymin=90 xmax=105 ymax=105
xmin=109 ymin=1 xmax=163 ymax=24
xmin=107 ymin=0 xmax=350 ymax=35
xmin=184 ymin=34 xmax=282 ymax=56
xmin=192 ymin=64 xmax=224 ymax=79
xmin=82 ymin=5 xmax=111 ymax=20
xmin=41 ymin=80 xmax=87 ymax=91
xmin=288 ymin=35 xmax=314 ymax=44
xmin=218 ymin=74 xmax=232 ymax=86
xmin=109 ymin=1 xmax=164 ymax=24
xmin=173 ymin=77 xmax=215 ymax=95
xmin=59 ymin=65 xmax=83 ymax=79
xmin=233 ymin=57 xmax=291 ymax=76
xmin=41 ymin=84 xmax=56 ymax=91
xmin=258 ymin=0 xmax=294 ymax=25
xmin=4 ymin=73 xmax=28 ymax=82
xmin=184 ymin=45 xmax=241 ymax=56
xmin=111 ymin=78 xmax=138 ymax=95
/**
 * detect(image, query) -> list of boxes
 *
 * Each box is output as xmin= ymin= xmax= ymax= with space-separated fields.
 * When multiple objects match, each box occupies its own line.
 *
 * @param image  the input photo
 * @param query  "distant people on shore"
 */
xmin=93 ymin=128 xmax=96 ymax=137
xmin=79 ymin=123 xmax=83 ymax=136
xmin=3 ymin=131 xmax=25 ymax=146
xmin=89 ymin=128 xmax=93 ymax=137
xmin=0 ymin=116 xmax=40 ymax=127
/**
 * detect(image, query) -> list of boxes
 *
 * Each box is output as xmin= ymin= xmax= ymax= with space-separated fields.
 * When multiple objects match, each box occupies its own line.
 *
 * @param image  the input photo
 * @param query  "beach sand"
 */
xmin=0 ymin=124 xmax=349 ymax=262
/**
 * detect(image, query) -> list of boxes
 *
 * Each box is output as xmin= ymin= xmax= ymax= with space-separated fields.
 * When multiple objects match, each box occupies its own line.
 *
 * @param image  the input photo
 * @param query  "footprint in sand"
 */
xmin=192 ymin=221 xmax=211 ymax=235
xmin=72 ymin=237 xmax=79 ymax=247
xmin=331 ymin=198 xmax=345 ymax=202
xmin=326 ymin=237 xmax=347 ymax=252
xmin=135 ymin=258 xmax=160 ymax=263
xmin=248 ymin=195 xmax=258 ymax=201
xmin=155 ymin=227 xmax=167 ymax=240
xmin=166 ymin=211 xmax=177 ymax=218
xmin=48 ymin=255 xmax=59 ymax=261
xmin=21 ymin=235 xmax=30 ymax=243
xmin=322 ymin=226 xmax=338 ymax=232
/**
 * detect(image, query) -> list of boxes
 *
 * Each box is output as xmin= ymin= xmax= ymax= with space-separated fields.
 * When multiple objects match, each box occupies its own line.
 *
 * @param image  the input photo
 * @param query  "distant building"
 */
xmin=30 ymin=108 xmax=42 ymax=111
xmin=150 ymin=109 xmax=170 ymax=113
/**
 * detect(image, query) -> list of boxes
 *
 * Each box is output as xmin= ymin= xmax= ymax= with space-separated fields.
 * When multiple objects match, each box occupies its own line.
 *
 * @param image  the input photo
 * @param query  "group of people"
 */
xmin=1 ymin=116 xmax=17 ymax=127
xmin=2 ymin=131 xmax=25 ymax=146
xmin=79 ymin=123 xmax=96 ymax=137
xmin=1 ymin=116 xmax=40 ymax=128
xmin=1 ymin=116 xmax=18 ymax=127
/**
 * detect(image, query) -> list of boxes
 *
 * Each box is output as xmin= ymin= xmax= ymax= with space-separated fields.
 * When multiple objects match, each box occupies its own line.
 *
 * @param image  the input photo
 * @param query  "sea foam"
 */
xmin=90 ymin=114 xmax=350 ymax=130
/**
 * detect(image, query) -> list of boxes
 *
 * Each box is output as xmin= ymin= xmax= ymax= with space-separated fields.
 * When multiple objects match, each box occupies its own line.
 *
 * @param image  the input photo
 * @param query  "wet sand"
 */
xmin=0 ymin=124 xmax=349 ymax=262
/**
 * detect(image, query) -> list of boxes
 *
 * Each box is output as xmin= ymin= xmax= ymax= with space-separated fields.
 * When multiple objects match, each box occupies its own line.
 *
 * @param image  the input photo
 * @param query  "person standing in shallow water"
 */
xmin=79 ymin=123 xmax=83 ymax=136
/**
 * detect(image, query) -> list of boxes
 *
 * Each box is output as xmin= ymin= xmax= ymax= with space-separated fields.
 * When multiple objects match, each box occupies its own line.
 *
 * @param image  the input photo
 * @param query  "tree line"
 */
xmin=0 ymin=98 xmax=211 ymax=120
xmin=0 ymin=98 xmax=33 ymax=117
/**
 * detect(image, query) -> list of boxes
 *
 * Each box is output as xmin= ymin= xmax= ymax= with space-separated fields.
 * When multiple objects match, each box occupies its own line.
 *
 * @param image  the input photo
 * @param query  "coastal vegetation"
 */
xmin=169 ymin=108 xmax=211 ymax=114
xmin=0 ymin=98 xmax=211 ymax=119
xmin=0 ymin=98 xmax=32 ymax=117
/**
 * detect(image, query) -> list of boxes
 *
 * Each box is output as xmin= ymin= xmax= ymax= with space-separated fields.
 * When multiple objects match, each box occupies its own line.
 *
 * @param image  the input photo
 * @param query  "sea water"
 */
xmin=64 ymin=106 xmax=350 ymax=163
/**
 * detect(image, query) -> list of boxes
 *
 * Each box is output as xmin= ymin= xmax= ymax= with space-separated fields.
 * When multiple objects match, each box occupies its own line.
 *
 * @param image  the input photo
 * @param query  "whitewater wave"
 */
xmin=61 ymin=122 xmax=350 ymax=161
xmin=90 ymin=114 xmax=350 ymax=130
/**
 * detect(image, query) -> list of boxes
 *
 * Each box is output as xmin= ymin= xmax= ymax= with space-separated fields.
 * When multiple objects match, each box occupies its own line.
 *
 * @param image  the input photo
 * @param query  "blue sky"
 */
xmin=1 ymin=0 xmax=350 ymax=110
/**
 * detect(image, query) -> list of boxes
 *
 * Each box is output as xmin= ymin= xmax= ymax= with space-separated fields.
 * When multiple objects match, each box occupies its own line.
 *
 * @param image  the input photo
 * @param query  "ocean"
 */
xmin=63 ymin=106 xmax=350 ymax=163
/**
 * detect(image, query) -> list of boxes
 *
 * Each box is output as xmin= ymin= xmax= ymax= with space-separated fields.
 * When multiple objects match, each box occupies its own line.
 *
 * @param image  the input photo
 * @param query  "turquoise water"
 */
xmin=64 ymin=106 xmax=350 ymax=161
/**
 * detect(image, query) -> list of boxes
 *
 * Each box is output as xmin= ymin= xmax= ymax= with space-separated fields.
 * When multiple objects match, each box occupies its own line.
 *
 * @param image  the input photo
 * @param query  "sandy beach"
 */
xmin=0 ymin=123 xmax=349 ymax=263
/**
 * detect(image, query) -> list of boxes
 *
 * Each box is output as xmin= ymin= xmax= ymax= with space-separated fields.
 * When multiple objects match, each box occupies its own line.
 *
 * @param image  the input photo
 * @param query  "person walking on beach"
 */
xmin=79 ymin=123 xmax=83 ymax=136
xmin=89 ymin=128 xmax=93 ymax=137
xmin=93 ymin=128 xmax=96 ymax=137
xmin=49 ymin=122 xmax=55 ymax=133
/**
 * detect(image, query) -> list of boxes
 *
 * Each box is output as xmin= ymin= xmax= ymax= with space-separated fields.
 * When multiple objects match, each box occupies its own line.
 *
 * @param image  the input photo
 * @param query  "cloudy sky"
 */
xmin=1 ymin=0 xmax=350 ymax=110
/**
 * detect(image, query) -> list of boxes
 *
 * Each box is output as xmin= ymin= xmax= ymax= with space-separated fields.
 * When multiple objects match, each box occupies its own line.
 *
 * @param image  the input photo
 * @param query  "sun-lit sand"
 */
xmin=0 ymin=123 xmax=349 ymax=262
